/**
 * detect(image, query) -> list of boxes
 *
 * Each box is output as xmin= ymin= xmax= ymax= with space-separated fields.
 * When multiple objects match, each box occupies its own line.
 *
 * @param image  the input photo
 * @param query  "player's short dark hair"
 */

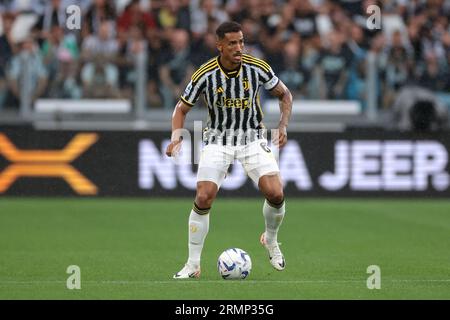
xmin=216 ymin=21 xmax=242 ymax=39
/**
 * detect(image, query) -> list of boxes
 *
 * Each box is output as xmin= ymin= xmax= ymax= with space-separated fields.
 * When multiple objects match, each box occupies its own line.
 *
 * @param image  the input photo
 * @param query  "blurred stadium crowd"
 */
xmin=0 ymin=0 xmax=449 ymax=116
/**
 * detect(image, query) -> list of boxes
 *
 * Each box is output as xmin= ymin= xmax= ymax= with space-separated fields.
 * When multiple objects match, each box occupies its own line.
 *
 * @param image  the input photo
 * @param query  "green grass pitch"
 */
xmin=0 ymin=198 xmax=449 ymax=299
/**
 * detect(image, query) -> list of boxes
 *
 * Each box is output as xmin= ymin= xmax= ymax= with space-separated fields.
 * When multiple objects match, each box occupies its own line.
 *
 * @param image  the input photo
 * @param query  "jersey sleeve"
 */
xmin=180 ymin=78 xmax=205 ymax=107
xmin=259 ymin=65 xmax=280 ymax=91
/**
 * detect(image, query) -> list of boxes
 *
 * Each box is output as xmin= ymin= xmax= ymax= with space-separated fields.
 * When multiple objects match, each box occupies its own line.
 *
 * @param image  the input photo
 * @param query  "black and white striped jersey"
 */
xmin=180 ymin=54 xmax=279 ymax=145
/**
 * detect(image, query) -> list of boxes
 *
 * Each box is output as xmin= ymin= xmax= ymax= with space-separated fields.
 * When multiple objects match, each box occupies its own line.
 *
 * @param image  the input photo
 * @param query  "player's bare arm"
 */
xmin=270 ymin=80 xmax=292 ymax=148
xmin=165 ymin=100 xmax=192 ymax=157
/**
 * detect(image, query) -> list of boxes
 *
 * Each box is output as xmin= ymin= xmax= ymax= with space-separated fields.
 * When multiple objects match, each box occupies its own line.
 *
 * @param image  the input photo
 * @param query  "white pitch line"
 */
xmin=0 ymin=279 xmax=449 ymax=285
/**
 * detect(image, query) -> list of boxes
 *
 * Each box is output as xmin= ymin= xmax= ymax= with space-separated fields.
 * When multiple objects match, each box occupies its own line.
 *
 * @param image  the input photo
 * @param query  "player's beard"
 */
xmin=232 ymin=53 xmax=242 ymax=65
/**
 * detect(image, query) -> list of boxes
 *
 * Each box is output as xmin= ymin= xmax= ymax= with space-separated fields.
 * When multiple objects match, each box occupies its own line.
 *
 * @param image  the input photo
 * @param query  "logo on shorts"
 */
xmin=260 ymin=142 xmax=271 ymax=153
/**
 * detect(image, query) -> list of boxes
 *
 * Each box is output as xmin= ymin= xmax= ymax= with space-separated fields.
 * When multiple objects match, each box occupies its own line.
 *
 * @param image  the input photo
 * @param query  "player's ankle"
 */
xmin=263 ymin=232 xmax=278 ymax=245
xmin=187 ymin=259 xmax=200 ymax=269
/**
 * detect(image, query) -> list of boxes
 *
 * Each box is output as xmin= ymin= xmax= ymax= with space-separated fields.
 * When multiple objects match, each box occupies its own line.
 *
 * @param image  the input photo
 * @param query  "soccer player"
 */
xmin=166 ymin=21 xmax=292 ymax=279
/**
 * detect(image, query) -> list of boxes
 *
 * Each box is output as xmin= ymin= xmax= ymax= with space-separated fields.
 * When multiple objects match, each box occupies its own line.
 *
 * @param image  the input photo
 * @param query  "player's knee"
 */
xmin=266 ymin=189 xmax=284 ymax=206
xmin=195 ymin=191 xmax=215 ymax=209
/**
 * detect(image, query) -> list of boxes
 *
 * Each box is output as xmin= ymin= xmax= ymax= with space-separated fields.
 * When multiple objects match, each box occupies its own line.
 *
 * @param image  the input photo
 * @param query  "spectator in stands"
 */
xmin=34 ymin=0 xmax=65 ymax=39
xmin=157 ymin=0 xmax=191 ymax=30
xmin=159 ymin=28 xmax=194 ymax=109
xmin=302 ymin=31 xmax=322 ymax=65
xmin=47 ymin=46 xmax=82 ymax=99
xmin=316 ymin=31 xmax=352 ymax=99
xmin=288 ymin=0 xmax=319 ymax=40
xmin=81 ymin=55 xmax=119 ymax=99
xmin=259 ymin=0 xmax=278 ymax=28
xmin=41 ymin=25 xmax=78 ymax=85
xmin=146 ymin=27 xmax=164 ymax=108
xmin=260 ymin=27 xmax=283 ymax=73
xmin=383 ymin=30 xmax=413 ymax=108
xmin=338 ymin=0 xmax=364 ymax=17
xmin=418 ymin=54 xmax=448 ymax=92
xmin=191 ymin=31 xmax=218 ymax=68
xmin=278 ymin=36 xmax=309 ymax=98
xmin=347 ymin=22 xmax=368 ymax=56
xmin=240 ymin=17 xmax=264 ymax=57
xmin=117 ymin=0 xmax=156 ymax=33
xmin=345 ymin=23 xmax=368 ymax=104
xmin=115 ymin=24 xmax=147 ymax=100
xmin=81 ymin=20 xmax=119 ymax=98
xmin=83 ymin=0 xmax=116 ymax=37
xmin=7 ymin=36 xmax=48 ymax=105
xmin=0 ymin=12 xmax=15 ymax=110
xmin=81 ymin=20 xmax=118 ymax=62
xmin=190 ymin=0 xmax=229 ymax=39
xmin=442 ymin=31 xmax=450 ymax=91
xmin=0 ymin=0 xmax=448 ymax=119
xmin=442 ymin=30 xmax=450 ymax=62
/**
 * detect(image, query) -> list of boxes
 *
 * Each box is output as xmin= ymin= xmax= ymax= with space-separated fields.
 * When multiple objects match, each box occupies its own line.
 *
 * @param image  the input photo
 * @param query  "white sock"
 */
xmin=187 ymin=207 xmax=210 ymax=267
xmin=263 ymin=199 xmax=285 ymax=244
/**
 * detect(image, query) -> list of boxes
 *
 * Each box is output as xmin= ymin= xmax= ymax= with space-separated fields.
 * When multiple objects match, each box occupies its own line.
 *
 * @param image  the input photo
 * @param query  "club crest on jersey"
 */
xmin=243 ymin=79 xmax=249 ymax=91
xmin=216 ymin=97 xmax=251 ymax=109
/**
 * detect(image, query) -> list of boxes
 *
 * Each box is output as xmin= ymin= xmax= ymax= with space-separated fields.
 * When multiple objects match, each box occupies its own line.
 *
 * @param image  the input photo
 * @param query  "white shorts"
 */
xmin=197 ymin=139 xmax=280 ymax=187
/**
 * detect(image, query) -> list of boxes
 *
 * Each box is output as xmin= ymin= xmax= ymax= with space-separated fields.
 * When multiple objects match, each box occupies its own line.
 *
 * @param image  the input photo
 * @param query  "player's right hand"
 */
xmin=165 ymin=139 xmax=182 ymax=157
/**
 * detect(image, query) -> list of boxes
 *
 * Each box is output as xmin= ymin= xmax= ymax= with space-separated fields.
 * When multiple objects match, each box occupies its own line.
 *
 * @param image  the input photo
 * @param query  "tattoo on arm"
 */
xmin=270 ymin=81 xmax=293 ymax=128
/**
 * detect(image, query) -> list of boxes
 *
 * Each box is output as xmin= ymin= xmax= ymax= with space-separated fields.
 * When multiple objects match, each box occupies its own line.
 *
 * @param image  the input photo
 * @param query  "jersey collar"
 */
xmin=217 ymin=56 xmax=242 ymax=79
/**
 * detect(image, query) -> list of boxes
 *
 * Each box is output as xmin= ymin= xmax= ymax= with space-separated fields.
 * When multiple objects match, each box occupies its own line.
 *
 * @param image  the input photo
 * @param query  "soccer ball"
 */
xmin=217 ymin=248 xmax=252 ymax=280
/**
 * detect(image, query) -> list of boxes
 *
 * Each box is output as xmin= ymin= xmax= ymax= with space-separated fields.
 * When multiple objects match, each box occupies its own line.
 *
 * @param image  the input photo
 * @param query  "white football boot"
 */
xmin=260 ymin=233 xmax=285 ymax=271
xmin=173 ymin=263 xmax=201 ymax=279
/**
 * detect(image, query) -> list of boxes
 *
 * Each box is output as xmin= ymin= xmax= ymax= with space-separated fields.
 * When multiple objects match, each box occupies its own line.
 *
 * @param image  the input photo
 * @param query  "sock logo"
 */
xmin=0 ymin=133 xmax=98 ymax=195
xmin=190 ymin=224 xmax=199 ymax=233
xmin=275 ymin=214 xmax=284 ymax=223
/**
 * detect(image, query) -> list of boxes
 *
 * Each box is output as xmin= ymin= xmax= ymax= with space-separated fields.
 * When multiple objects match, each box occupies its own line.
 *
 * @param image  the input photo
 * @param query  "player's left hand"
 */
xmin=166 ymin=138 xmax=183 ymax=157
xmin=273 ymin=125 xmax=288 ymax=149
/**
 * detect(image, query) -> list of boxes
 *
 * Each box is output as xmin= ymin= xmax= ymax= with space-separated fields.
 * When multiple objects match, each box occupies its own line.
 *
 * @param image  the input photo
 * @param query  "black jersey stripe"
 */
xmin=256 ymin=92 xmax=263 ymax=124
xmin=206 ymin=73 xmax=216 ymax=129
xmin=185 ymin=77 xmax=206 ymax=102
xmin=247 ymin=67 xmax=258 ymax=130
xmin=250 ymin=67 xmax=260 ymax=129
xmin=234 ymin=70 xmax=243 ymax=132
xmin=215 ymin=70 xmax=224 ymax=135
xmin=225 ymin=77 xmax=233 ymax=133
xmin=218 ymin=71 xmax=228 ymax=142
xmin=192 ymin=81 xmax=206 ymax=103
xmin=241 ymin=65 xmax=250 ymax=132
xmin=244 ymin=66 xmax=253 ymax=129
